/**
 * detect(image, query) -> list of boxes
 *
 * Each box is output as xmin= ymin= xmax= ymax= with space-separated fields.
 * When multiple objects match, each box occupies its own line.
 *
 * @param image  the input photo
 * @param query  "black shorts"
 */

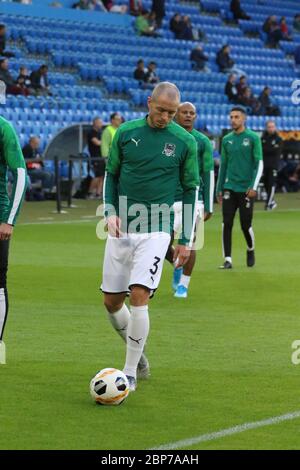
xmin=92 ymin=158 xmax=106 ymax=177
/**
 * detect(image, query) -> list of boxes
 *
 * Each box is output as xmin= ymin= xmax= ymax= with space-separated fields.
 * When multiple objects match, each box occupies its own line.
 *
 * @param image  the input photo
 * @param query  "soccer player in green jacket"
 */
xmin=0 ymin=117 xmax=27 ymax=364
xmin=101 ymin=83 xmax=199 ymax=391
xmin=216 ymin=106 xmax=263 ymax=269
xmin=165 ymin=102 xmax=215 ymax=298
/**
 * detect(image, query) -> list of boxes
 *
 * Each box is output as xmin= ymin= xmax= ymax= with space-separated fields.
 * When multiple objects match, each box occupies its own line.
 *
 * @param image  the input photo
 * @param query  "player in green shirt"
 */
xmin=101 ymin=83 xmax=199 ymax=391
xmin=216 ymin=106 xmax=263 ymax=269
xmin=165 ymin=102 xmax=215 ymax=298
xmin=0 ymin=117 xmax=27 ymax=364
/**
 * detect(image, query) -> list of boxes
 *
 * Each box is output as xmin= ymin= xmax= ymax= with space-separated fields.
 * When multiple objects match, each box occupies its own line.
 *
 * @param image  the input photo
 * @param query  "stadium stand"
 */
xmin=0 ymin=0 xmax=299 ymax=156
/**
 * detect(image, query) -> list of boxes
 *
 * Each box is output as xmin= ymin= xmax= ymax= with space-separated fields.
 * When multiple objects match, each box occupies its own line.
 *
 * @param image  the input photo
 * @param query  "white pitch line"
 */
xmin=19 ymin=219 xmax=96 ymax=226
xmin=150 ymin=410 xmax=300 ymax=450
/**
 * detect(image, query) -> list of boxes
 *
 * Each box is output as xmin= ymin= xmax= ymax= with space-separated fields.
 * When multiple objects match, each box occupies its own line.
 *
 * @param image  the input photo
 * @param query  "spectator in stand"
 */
xmin=29 ymin=65 xmax=51 ymax=97
xmin=170 ymin=13 xmax=185 ymax=39
xmin=295 ymin=45 xmax=300 ymax=68
xmin=181 ymin=15 xmax=196 ymax=41
xmin=190 ymin=44 xmax=210 ymax=72
xmin=16 ymin=66 xmax=31 ymax=90
xmin=258 ymin=87 xmax=280 ymax=116
xmin=72 ymin=0 xmax=89 ymax=8
xmin=216 ymin=45 xmax=245 ymax=76
xmin=0 ymin=58 xmax=30 ymax=96
xmin=293 ymin=14 xmax=300 ymax=33
xmin=102 ymin=0 xmax=127 ymax=13
xmin=263 ymin=16 xmax=284 ymax=47
xmin=238 ymin=87 xmax=261 ymax=115
xmin=280 ymin=17 xmax=292 ymax=41
xmin=151 ymin=0 xmax=165 ymax=28
xmin=145 ymin=61 xmax=159 ymax=85
xmin=236 ymin=75 xmax=248 ymax=97
xmin=225 ymin=73 xmax=238 ymax=103
xmin=135 ymin=10 xmax=159 ymax=37
xmin=22 ymin=137 xmax=55 ymax=193
xmin=87 ymin=117 xmax=105 ymax=199
xmin=130 ymin=0 xmax=143 ymax=16
xmin=101 ymin=112 xmax=122 ymax=158
xmin=134 ymin=59 xmax=147 ymax=84
xmin=0 ymin=24 xmax=15 ymax=58
xmin=230 ymin=0 xmax=250 ymax=21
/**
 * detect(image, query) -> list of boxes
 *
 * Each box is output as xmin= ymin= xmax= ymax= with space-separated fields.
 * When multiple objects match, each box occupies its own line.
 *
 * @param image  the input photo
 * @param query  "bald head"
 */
xmin=175 ymin=102 xmax=197 ymax=131
xmin=151 ymin=82 xmax=181 ymax=103
xmin=147 ymin=82 xmax=181 ymax=129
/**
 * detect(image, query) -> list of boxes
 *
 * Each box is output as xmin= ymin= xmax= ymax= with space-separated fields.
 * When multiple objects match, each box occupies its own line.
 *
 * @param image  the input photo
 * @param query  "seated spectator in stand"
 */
xmin=236 ymin=75 xmax=248 ymax=97
xmin=181 ymin=15 xmax=193 ymax=40
xmin=145 ymin=61 xmax=159 ymax=86
xmin=102 ymin=0 xmax=127 ymax=13
xmin=149 ymin=11 xmax=159 ymax=31
xmin=101 ymin=112 xmax=122 ymax=158
xmin=135 ymin=10 xmax=159 ymax=37
xmin=293 ymin=14 xmax=300 ymax=33
xmin=238 ymin=87 xmax=261 ymax=115
xmin=72 ymin=0 xmax=90 ymax=8
xmin=170 ymin=13 xmax=185 ymax=39
xmin=87 ymin=117 xmax=105 ymax=199
xmin=230 ymin=0 xmax=250 ymax=21
xmin=130 ymin=0 xmax=143 ymax=16
xmin=280 ymin=17 xmax=292 ymax=41
xmin=151 ymin=0 xmax=165 ymax=28
xmin=22 ymin=137 xmax=55 ymax=194
xmin=29 ymin=65 xmax=51 ymax=97
xmin=190 ymin=44 xmax=209 ymax=72
xmin=263 ymin=16 xmax=284 ymax=47
xmin=0 ymin=24 xmax=15 ymax=58
xmin=225 ymin=73 xmax=238 ymax=103
xmin=16 ymin=66 xmax=31 ymax=90
xmin=216 ymin=45 xmax=245 ymax=76
xmin=0 ymin=58 xmax=30 ymax=96
xmin=258 ymin=87 xmax=280 ymax=116
xmin=134 ymin=59 xmax=147 ymax=84
xmin=295 ymin=45 xmax=300 ymax=68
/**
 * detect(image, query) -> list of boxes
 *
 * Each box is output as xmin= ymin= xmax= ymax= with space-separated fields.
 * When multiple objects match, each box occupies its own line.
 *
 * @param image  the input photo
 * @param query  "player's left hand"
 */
xmin=246 ymin=189 xmax=257 ymax=198
xmin=173 ymin=244 xmax=191 ymax=268
xmin=204 ymin=212 xmax=213 ymax=222
xmin=0 ymin=223 xmax=13 ymax=241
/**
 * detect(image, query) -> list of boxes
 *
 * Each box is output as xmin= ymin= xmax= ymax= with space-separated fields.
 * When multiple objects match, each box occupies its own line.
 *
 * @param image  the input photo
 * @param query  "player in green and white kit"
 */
xmin=0 ymin=117 xmax=27 ymax=364
xmin=165 ymin=102 xmax=215 ymax=298
xmin=216 ymin=106 xmax=263 ymax=269
xmin=101 ymin=83 xmax=199 ymax=391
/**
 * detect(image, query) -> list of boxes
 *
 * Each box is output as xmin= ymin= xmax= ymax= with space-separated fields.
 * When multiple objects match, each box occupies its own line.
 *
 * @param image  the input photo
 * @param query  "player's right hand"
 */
xmin=0 ymin=223 xmax=13 ymax=241
xmin=217 ymin=193 xmax=223 ymax=204
xmin=106 ymin=215 xmax=123 ymax=238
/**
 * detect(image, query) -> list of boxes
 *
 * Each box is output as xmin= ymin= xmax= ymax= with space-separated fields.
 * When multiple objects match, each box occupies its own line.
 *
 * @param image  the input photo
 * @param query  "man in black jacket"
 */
xmin=29 ymin=65 xmax=51 ymax=96
xmin=151 ymin=0 xmax=165 ymax=28
xmin=0 ymin=24 xmax=15 ymax=58
xmin=230 ymin=0 xmax=250 ymax=21
xmin=261 ymin=121 xmax=282 ymax=210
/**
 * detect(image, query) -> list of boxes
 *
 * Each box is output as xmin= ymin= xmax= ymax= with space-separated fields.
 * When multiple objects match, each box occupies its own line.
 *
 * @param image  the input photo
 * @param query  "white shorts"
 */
xmin=173 ymin=201 xmax=204 ymax=235
xmin=101 ymin=232 xmax=171 ymax=295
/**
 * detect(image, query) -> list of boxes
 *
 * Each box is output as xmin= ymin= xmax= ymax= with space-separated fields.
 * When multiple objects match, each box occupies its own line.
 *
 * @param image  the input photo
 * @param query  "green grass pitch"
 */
xmin=0 ymin=194 xmax=300 ymax=450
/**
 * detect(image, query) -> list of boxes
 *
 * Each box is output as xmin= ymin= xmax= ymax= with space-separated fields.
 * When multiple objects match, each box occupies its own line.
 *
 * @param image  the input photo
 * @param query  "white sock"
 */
xmin=225 ymin=256 xmax=232 ymax=263
xmin=123 ymin=305 xmax=149 ymax=379
xmin=107 ymin=304 xmax=130 ymax=342
xmin=0 ymin=288 xmax=7 ymax=341
xmin=0 ymin=340 xmax=5 ymax=365
xmin=179 ymin=274 xmax=191 ymax=289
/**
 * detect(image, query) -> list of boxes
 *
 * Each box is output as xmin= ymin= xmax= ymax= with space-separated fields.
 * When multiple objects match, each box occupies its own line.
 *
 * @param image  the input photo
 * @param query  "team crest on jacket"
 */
xmin=243 ymin=138 xmax=250 ymax=146
xmin=162 ymin=143 xmax=176 ymax=157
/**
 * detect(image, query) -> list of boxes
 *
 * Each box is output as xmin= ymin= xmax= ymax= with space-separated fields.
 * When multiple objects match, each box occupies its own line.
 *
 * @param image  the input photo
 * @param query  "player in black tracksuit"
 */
xmin=261 ymin=121 xmax=282 ymax=210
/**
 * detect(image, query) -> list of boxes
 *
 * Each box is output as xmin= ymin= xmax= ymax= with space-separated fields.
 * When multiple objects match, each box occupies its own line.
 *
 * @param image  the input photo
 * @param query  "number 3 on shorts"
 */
xmin=150 ymin=256 xmax=161 ymax=276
